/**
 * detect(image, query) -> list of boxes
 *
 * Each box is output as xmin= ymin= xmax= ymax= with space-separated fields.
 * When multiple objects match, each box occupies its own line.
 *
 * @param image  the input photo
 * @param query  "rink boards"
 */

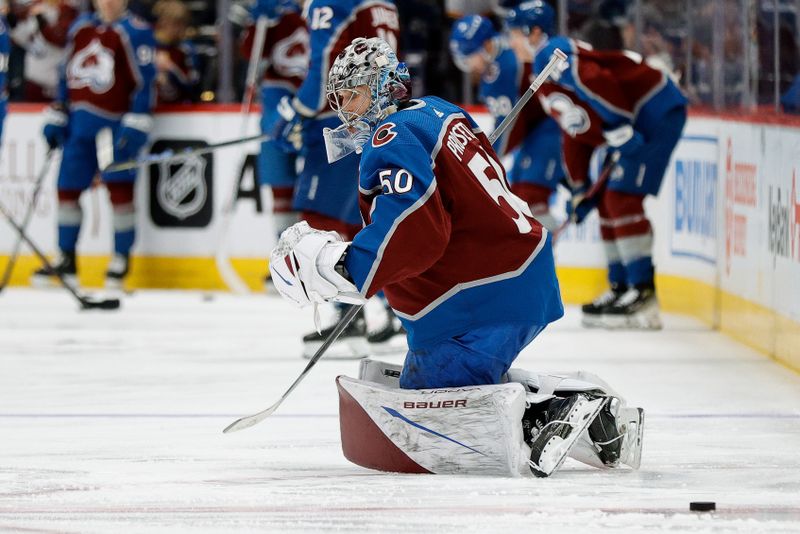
xmin=0 ymin=104 xmax=798 ymax=371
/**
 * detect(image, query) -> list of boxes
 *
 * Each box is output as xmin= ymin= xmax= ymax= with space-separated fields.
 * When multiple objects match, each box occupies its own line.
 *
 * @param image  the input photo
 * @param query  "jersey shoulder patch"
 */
xmin=371 ymin=122 xmax=398 ymax=148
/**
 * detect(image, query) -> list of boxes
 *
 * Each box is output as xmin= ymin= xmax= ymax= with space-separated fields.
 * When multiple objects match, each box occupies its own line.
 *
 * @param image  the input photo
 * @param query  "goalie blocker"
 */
xmin=338 ymin=359 xmax=644 ymax=477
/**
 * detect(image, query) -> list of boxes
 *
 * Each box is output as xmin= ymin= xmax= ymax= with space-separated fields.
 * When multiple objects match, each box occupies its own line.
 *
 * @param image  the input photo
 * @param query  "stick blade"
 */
xmin=80 ymin=297 xmax=121 ymax=310
xmin=223 ymin=403 xmax=278 ymax=434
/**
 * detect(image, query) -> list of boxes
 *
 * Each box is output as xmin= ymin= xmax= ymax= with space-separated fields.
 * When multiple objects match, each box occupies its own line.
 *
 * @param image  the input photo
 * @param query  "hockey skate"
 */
xmin=581 ymin=284 xmax=626 ymax=328
xmin=526 ymin=393 xmax=608 ymax=477
xmin=105 ymin=254 xmax=130 ymax=291
xmin=366 ymin=306 xmax=407 ymax=354
xmin=31 ymin=251 xmax=77 ymax=288
xmin=600 ymin=284 xmax=662 ymax=330
xmin=302 ymin=305 xmax=370 ymax=359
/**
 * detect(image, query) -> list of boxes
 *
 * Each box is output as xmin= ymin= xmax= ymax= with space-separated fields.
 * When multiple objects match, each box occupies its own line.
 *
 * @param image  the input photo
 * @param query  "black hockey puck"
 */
xmin=690 ymin=501 xmax=716 ymax=512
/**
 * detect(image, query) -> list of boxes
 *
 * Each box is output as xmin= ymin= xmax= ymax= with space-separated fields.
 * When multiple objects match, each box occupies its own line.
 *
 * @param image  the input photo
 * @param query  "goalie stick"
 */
xmin=0 ymin=148 xmax=57 ymax=293
xmin=222 ymin=48 xmax=570 ymax=434
xmin=0 ymin=203 xmax=121 ymax=310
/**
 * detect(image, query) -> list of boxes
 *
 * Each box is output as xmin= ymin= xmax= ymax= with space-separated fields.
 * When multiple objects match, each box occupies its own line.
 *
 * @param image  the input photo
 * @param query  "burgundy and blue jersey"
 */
xmin=294 ymin=0 xmax=399 ymax=118
xmin=533 ymin=36 xmax=687 ymax=131
xmin=344 ymin=97 xmax=564 ymax=348
xmin=59 ymin=12 xmax=156 ymax=119
xmin=480 ymin=43 xmax=554 ymax=157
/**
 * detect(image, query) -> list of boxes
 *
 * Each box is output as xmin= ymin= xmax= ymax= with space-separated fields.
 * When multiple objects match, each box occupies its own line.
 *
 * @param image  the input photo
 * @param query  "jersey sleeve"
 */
xmin=345 ymin=136 xmax=452 ymax=298
xmin=125 ymin=23 xmax=157 ymax=115
xmin=292 ymin=0 xmax=347 ymax=116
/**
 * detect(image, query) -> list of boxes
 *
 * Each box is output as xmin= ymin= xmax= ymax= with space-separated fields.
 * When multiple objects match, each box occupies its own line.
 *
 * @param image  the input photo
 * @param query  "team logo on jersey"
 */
xmin=483 ymin=62 xmax=500 ymax=84
xmin=67 ymin=38 xmax=115 ymax=93
xmin=541 ymin=92 xmax=590 ymax=137
xmin=273 ymin=28 xmax=309 ymax=78
xmin=156 ymin=153 xmax=208 ymax=220
xmin=371 ymin=123 xmax=398 ymax=148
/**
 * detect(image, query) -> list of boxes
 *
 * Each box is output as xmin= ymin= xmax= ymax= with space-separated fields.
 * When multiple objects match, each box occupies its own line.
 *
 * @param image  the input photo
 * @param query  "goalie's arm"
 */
xmin=345 ymin=144 xmax=451 ymax=299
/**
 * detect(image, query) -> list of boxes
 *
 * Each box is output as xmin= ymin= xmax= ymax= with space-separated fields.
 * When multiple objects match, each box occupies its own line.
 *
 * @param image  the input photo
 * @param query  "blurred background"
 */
xmin=3 ymin=0 xmax=798 ymax=113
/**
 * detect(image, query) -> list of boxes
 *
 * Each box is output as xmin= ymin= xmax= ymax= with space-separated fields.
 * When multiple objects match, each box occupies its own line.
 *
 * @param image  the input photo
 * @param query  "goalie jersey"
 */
xmin=344 ymin=97 xmax=564 ymax=349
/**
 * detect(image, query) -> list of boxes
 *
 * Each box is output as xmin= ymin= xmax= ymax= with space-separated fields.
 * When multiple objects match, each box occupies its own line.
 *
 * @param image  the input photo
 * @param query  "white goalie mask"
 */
xmin=323 ymin=37 xmax=411 ymax=163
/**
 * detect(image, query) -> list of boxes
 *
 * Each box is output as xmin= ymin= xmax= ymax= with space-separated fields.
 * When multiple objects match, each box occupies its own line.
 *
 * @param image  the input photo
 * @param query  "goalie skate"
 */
xmin=528 ymin=394 xmax=608 ymax=478
xmin=618 ymin=407 xmax=645 ymax=469
xmin=302 ymin=306 xmax=370 ymax=360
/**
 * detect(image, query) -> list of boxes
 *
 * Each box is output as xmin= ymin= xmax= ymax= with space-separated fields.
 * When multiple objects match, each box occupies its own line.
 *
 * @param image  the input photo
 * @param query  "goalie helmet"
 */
xmin=326 ymin=37 xmax=410 ymax=128
xmin=323 ymin=37 xmax=410 ymax=163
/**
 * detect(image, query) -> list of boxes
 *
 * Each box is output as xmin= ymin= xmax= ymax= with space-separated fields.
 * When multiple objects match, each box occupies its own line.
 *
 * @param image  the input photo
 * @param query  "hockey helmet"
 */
xmin=323 ymin=37 xmax=410 ymax=162
xmin=505 ymin=0 xmax=556 ymax=36
xmin=449 ymin=15 xmax=499 ymax=71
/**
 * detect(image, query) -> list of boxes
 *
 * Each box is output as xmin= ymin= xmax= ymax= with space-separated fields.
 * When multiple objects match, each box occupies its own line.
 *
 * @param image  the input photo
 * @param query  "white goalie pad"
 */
xmin=337 ymin=375 xmax=530 ymax=476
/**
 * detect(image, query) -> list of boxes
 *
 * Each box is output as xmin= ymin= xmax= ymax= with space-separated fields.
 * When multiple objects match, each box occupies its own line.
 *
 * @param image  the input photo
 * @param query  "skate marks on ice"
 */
xmin=0 ymin=289 xmax=799 ymax=532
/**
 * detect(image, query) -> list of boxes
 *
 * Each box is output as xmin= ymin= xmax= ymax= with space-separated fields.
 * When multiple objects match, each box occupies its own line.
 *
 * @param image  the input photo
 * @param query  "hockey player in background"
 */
xmin=509 ymin=0 xmax=687 ymax=329
xmin=32 ymin=0 xmax=155 ymax=289
xmin=6 ymin=0 xmax=78 ymax=101
xmin=152 ymin=0 xmax=198 ymax=104
xmin=271 ymin=0 xmax=403 ymax=358
xmin=269 ymin=37 xmax=643 ymax=477
xmin=449 ymin=13 xmax=565 ymax=230
xmin=0 ymin=9 xmax=8 ymax=139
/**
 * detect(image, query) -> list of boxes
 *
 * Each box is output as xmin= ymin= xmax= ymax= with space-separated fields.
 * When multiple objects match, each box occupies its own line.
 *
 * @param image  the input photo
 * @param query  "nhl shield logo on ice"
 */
xmin=67 ymin=39 xmax=115 ymax=93
xmin=156 ymin=154 xmax=208 ymax=220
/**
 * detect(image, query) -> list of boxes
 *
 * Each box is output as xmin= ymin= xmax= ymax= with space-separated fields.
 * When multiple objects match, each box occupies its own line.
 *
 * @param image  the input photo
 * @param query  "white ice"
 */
xmin=1 ymin=288 xmax=799 ymax=533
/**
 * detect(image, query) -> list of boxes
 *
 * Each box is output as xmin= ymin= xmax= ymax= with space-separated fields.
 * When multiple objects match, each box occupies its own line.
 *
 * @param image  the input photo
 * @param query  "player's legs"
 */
xmin=399 ymin=322 xmax=547 ymax=389
xmin=101 ymin=125 xmax=142 ymax=289
xmin=32 ymin=136 xmax=97 ymax=286
xmin=508 ymin=121 xmax=564 ymax=231
xmin=260 ymin=86 xmax=300 ymax=241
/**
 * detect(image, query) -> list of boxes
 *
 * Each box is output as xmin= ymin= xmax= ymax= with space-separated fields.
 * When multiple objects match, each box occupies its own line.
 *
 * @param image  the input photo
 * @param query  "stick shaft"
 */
xmin=489 ymin=48 xmax=567 ymax=144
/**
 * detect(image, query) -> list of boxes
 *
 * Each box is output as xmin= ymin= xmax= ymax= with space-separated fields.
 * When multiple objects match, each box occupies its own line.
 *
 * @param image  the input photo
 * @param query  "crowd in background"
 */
xmin=1 ymin=0 xmax=798 ymax=112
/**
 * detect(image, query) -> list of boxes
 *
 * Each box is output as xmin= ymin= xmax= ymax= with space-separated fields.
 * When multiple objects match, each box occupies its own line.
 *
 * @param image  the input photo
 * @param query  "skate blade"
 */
xmin=619 ymin=407 xmax=645 ymax=469
xmin=367 ymin=335 xmax=408 ymax=355
xmin=530 ymin=397 xmax=609 ymax=477
xmin=302 ymin=337 xmax=370 ymax=360
xmin=581 ymin=314 xmax=607 ymax=329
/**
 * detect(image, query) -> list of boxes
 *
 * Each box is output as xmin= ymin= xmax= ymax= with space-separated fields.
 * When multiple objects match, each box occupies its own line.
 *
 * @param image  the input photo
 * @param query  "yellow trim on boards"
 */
xmin=2 ymin=254 xmax=798 ymax=373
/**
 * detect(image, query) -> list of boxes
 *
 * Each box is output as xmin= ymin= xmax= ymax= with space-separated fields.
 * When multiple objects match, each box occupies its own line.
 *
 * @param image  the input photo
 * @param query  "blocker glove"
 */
xmin=43 ymin=104 xmax=69 ymax=149
xmin=115 ymin=113 xmax=153 ymax=161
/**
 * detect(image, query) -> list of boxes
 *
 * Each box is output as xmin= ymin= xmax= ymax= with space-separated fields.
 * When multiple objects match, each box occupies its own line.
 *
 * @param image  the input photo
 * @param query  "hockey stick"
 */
xmin=552 ymin=151 xmax=621 ymax=242
xmin=223 ymin=303 xmax=363 ymax=433
xmin=0 ymin=148 xmax=57 ymax=293
xmin=103 ymin=133 xmax=271 ymax=173
xmin=491 ymin=48 xmax=568 ymax=144
xmin=222 ymin=49 xmax=570 ymax=434
xmin=212 ymin=17 xmax=271 ymax=295
xmin=0 ymin=203 xmax=121 ymax=310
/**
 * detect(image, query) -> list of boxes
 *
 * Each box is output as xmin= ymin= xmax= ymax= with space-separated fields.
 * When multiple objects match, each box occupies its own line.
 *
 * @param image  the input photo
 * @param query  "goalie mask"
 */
xmin=323 ymin=37 xmax=411 ymax=163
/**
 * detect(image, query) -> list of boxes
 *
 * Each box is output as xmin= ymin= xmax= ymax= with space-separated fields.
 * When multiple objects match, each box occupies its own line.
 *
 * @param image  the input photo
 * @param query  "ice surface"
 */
xmin=1 ymin=289 xmax=799 ymax=533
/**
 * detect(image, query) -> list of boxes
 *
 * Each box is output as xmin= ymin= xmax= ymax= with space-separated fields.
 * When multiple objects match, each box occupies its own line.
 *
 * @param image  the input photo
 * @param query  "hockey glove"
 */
xmin=270 ymin=221 xmax=366 ymax=308
xmin=115 ymin=113 xmax=153 ymax=161
xmin=272 ymin=96 xmax=304 ymax=153
xmin=602 ymin=124 xmax=644 ymax=157
xmin=567 ymin=182 xmax=597 ymax=225
xmin=43 ymin=104 xmax=69 ymax=149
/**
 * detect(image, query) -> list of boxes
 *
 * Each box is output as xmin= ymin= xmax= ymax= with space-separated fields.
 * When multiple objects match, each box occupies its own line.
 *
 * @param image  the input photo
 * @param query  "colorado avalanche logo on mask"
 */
xmin=67 ymin=38 xmax=115 ymax=93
